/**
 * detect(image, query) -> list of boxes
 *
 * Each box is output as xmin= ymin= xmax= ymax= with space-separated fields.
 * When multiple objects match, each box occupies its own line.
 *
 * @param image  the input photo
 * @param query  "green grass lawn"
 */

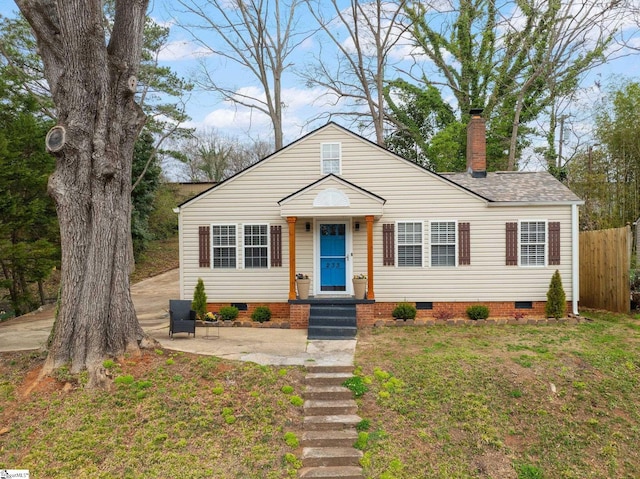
xmin=352 ymin=310 xmax=640 ymax=478
xmin=1 ymin=310 xmax=639 ymax=478
xmin=0 ymin=351 xmax=306 ymax=478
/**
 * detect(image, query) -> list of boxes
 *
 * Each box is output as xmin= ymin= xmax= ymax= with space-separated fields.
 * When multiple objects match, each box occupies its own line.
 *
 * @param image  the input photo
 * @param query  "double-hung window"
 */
xmin=321 ymin=143 xmax=341 ymax=174
xmin=212 ymin=225 xmax=236 ymax=268
xmin=520 ymin=221 xmax=546 ymax=266
xmin=244 ymin=224 xmax=268 ymax=268
xmin=431 ymin=221 xmax=456 ymax=266
xmin=397 ymin=221 xmax=423 ymax=267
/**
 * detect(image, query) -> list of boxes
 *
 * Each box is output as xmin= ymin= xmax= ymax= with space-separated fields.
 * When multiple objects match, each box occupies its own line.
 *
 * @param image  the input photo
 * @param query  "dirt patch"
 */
xmin=474 ymin=450 xmax=517 ymax=478
xmin=19 ymin=366 xmax=63 ymax=397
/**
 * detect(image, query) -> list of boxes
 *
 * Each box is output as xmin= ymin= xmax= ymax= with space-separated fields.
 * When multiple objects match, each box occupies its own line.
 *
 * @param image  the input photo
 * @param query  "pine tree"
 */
xmin=546 ymin=270 xmax=566 ymax=319
xmin=192 ymin=278 xmax=207 ymax=321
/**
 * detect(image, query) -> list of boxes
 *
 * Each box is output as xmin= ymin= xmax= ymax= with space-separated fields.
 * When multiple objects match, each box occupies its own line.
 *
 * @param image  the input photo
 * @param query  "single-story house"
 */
xmin=175 ymin=111 xmax=583 ymax=335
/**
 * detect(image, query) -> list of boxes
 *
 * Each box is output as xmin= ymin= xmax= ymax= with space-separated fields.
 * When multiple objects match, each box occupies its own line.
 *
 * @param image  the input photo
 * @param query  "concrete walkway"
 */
xmin=0 ymin=269 xmax=356 ymax=367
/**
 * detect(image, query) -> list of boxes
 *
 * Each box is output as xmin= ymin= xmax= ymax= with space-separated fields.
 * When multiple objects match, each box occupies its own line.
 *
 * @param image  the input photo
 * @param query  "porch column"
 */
xmin=287 ymin=216 xmax=297 ymax=300
xmin=366 ymin=215 xmax=375 ymax=300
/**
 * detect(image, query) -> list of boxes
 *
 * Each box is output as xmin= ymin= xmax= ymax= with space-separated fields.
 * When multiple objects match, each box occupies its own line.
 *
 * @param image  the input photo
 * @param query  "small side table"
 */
xmin=203 ymin=320 xmax=220 ymax=339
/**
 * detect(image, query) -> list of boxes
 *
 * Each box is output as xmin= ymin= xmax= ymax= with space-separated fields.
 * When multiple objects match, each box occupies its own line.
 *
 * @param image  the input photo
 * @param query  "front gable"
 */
xmin=278 ymin=174 xmax=385 ymax=218
xmin=179 ymin=122 xmax=487 ymax=212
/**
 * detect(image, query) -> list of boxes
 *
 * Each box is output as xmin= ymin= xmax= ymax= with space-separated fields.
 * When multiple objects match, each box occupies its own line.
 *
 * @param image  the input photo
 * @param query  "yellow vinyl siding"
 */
xmin=179 ymin=124 xmax=576 ymax=303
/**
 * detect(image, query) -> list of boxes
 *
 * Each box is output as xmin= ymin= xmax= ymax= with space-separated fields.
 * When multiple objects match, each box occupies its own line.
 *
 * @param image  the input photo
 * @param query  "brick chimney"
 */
xmin=466 ymin=108 xmax=486 ymax=178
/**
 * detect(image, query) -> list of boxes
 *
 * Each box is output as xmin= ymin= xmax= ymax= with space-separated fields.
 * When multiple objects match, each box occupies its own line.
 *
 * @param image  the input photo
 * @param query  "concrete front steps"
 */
xmin=307 ymin=303 xmax=358 ymax=340
xmin=299 ymin=365 xmax=364 ymax=479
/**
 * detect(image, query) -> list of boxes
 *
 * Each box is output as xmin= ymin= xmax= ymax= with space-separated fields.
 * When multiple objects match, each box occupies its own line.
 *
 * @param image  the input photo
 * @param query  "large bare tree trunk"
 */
xmin=16 ymin=0 xmax=150 ymax=388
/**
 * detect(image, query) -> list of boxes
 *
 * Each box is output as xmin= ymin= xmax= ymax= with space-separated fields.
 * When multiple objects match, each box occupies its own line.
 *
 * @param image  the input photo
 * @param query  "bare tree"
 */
xmin=503 ymin=0 xmax=627 ymax=170
xmin=174 ymin=0 xmax=311 ymax=150
xmin=176 ymin=128 xmax=269 ymax=181
xmin=300 ymin=0 xmax=409 ymax=145
xmin=15 ymin=0 xmax=150 ymax=388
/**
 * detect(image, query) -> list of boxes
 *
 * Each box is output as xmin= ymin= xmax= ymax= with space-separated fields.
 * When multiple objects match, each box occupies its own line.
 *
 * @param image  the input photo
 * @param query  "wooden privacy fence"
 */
xmin=579 ymin=226 xmax=631 ymax=313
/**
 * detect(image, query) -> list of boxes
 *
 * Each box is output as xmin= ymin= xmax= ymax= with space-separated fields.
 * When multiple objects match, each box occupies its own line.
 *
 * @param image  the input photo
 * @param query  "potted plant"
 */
xmin=296 ymin=273 xmax=310 ymax=300
xmin=352 ymin=273 xmax=367 ymax=300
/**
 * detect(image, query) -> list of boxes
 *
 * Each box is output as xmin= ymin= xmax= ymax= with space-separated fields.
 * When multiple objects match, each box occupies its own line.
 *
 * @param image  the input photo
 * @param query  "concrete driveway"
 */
xmin=0 ymin=269 xmax=355 ymax=367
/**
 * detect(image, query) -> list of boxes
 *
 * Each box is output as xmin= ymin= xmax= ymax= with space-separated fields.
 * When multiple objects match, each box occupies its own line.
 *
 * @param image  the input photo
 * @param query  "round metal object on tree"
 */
xmin=45 ymin=125 xmax=66 ymax=152
xmin=127 ymin=76 xmax=137 ymax=93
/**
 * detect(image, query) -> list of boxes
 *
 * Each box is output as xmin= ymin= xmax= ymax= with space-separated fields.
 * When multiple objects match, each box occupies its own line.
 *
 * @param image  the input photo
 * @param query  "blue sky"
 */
xmin=152 ymin=0 xmax=640 ymax=162
xmin=4 ymin=1 xmax=640 ymax=170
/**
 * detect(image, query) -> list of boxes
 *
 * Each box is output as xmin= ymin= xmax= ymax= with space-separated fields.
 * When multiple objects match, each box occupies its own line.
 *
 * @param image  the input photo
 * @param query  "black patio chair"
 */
xmin=169 ymin=299 xmax=196 ymax=338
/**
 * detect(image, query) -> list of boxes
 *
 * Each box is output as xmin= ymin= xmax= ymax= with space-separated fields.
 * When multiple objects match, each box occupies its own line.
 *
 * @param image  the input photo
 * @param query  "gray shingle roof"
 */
xmin=441 ymin=171 xmax=583 ymax=203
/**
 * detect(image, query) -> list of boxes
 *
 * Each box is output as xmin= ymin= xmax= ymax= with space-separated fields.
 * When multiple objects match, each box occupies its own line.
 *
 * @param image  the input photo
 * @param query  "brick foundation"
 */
xmin=203 ymin=301 xmax=571 ymax=329
xmin=376 ymin=301 xmax=554 ymax=321
xmin=356 ymin=303 xmax=375 ymax=328
xmin=289 ymin=303 xmax=310 ymax=329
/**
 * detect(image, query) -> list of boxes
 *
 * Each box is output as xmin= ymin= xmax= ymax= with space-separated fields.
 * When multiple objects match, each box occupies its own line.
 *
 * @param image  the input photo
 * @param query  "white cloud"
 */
xmin=191 ymin=83 xmax=343 ymax=145
xmin=158 ymin=40 xmax=212 ymax=62
xmin=148 ymin=14 xmax=175 ymax=29
xmin=299 ymin=36 xmax=315 ymax=51
xmin=231 ymin=86 xmax=267 ymax=106
xmin=202 ymin=108 xmax=271 ymax=132
xmin=282 ymin=86 xmax=327 ymax=110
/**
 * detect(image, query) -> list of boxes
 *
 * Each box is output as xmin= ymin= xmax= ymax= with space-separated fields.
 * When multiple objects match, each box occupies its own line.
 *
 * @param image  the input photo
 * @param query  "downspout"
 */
xmin=571 ymin=204 xmax=579 ymax=315
xmin=173 ymin=207 xmax=183 ymax=300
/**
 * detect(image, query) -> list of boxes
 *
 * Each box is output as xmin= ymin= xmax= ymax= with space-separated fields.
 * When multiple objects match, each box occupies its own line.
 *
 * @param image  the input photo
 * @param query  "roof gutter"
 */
xmin=487 ymin=201 xmax=585 ymax=207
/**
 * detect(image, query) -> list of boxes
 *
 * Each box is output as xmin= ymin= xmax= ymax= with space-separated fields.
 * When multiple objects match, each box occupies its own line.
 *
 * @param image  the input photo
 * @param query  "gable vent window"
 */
xmin=321 ymin=143 xmax=341 ymax=175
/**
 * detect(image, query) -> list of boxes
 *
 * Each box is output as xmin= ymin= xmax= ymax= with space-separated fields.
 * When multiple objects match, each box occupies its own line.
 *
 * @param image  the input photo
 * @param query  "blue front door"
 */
xmin=320 ymin=223 xmax=347 ymax=292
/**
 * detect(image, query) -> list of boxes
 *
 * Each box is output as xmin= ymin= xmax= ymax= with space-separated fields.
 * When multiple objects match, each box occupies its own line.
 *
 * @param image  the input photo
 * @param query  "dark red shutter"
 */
xmin=199 ymin=226 xmax=210 ymax=267
xmin=506 ymin=222 xmax=518 ymax=266
xmin=548 ymin=222 xmax=560 ymax=265
xmin=270 ymin=225 xmax=282 ymax=267
xmin=383 ymin=223 xmax=395 ymax=266
xmin=458 ymin=222 xmax=470 ymax=265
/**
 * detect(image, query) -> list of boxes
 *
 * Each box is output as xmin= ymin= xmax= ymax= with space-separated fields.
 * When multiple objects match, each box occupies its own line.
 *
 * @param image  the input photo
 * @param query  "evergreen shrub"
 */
xmin=466 ymin=305 xmax=489 ymax=320
xmin=392 ymin=302 xmax=417 ymax=320
xmin=546 ymin=270 xmax=566 ymax=319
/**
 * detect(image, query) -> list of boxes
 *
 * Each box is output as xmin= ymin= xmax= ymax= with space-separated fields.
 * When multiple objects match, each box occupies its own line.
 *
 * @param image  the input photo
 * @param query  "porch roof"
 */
xmin=278 ymin=174 xmax=385 ymax=218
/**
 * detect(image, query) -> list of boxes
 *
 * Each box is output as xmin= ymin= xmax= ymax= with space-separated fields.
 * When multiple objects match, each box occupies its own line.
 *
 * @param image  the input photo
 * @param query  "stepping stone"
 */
xmin=299 ymin=364 xmax=364 ymax=479
xmin=306 ymin=372 xmax=353 ymax=387
xmin=304 ymin=399 xmax=358 ymax=416
xmin=302 ymin=430 xmax=359 ymax=448
xmin=305 ymin=385 xmax=354 ymax=401
xmin=307 ymin=365 xmax=354 ymax=374
xmin=299 ymin=465 xmax=364 ymax=478
xmin=304 ymin=414 xmax=361 ymax=431
xmin=302 ymin=447 xmax=363 ymax=468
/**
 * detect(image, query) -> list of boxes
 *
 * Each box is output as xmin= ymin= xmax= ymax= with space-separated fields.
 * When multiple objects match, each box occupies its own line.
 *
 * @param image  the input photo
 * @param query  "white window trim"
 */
xmin=241 ymin=223 xmax=270 ymax=270
xmin=210 ymin=223 xmax=239 ymax=270
xmin=396 ymin=220 xmax=424 ymax=268
xmin=429 ymin=220 xmax=458 ymax=267
xmin=518 ymin=219 xmax=548 ymax=267
xmin=320 ymin=142 xmax=342 ymax=175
